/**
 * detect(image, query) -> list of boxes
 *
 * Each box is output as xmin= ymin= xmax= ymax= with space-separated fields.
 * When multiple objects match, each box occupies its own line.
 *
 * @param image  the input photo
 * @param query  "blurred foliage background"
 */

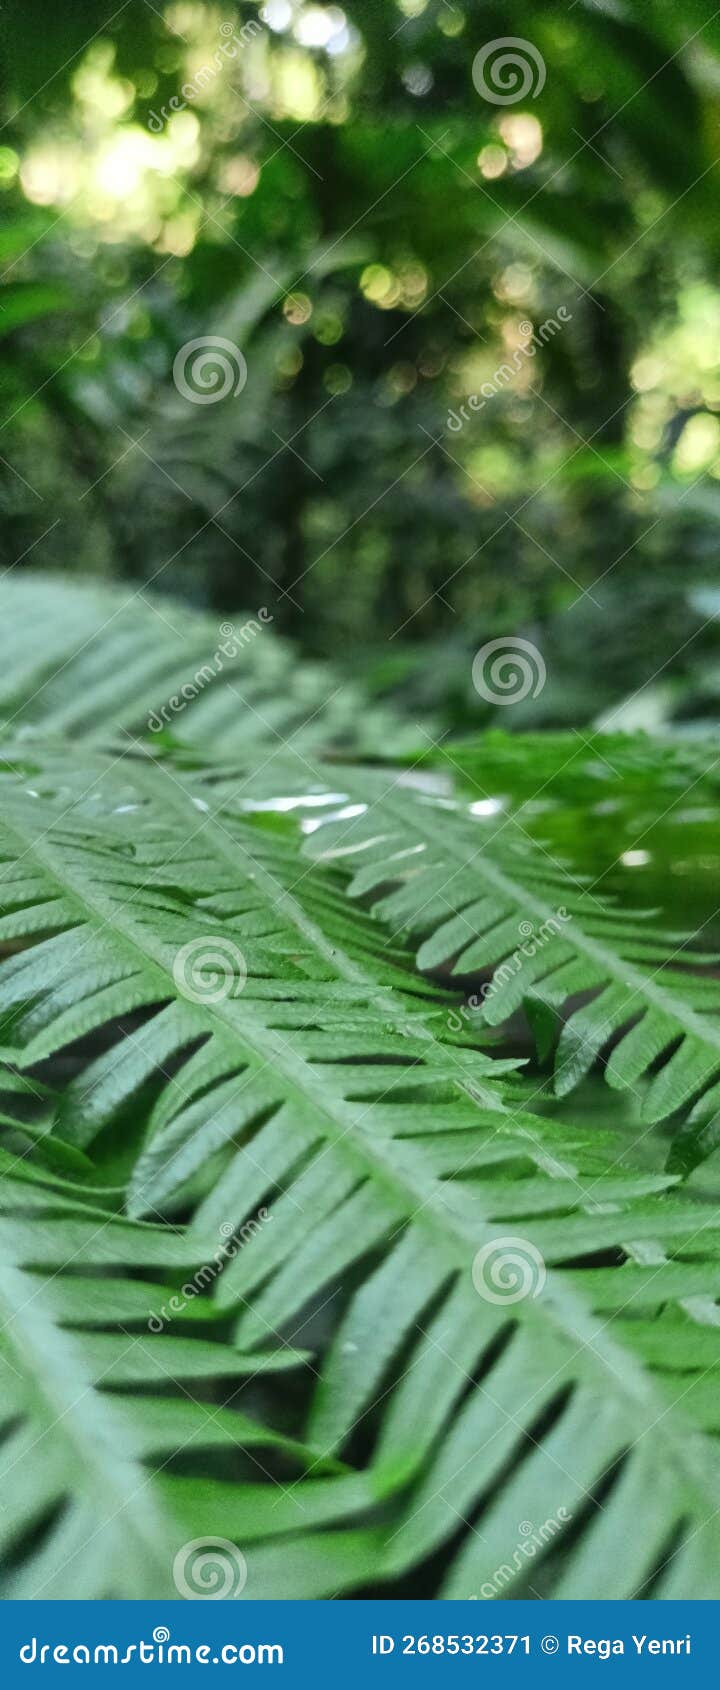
xmin=3 ymin=0 xmax=720 ymax=732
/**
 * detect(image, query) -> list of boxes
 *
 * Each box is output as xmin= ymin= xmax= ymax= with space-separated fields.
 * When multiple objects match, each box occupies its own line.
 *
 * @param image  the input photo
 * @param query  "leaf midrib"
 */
xmin=4 ymin=796 xmax=504 ymax=1239
xmin=0 ymin=1253 xmax=172 ymax=1583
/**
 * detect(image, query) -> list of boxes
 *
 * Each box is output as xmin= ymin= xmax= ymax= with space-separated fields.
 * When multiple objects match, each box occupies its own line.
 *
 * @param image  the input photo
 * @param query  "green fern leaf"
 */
xmin=297 ymin=768 xmax=720 ymax=1154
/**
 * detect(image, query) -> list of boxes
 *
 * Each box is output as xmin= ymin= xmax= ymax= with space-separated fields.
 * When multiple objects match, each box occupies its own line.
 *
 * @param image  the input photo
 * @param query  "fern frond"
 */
xmin=439 ymin=729 xmax=720 ymax=809
xmin=13 ymin=720 xmax=717 ymax=1163
xmin=2 ymin=582 xmax=720 ymax=1600
xmin=0 ymin=767 xmax=515 ymax=1222
xmin=5 ymin=1010 xmax=720 ymax=1597
xmin=2 ymin=754 xmax=720 ymax=1595
xmin=295 ymin=767 xmax=720 ymax=1157
xmin=0 ymin=574 xmax=422 ymax=758
xmin=0 ymin=1155 xmax=345 ymax=1598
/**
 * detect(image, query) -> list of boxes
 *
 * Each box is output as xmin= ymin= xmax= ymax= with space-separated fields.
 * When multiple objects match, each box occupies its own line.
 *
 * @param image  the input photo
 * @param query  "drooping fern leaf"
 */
xmin=107 ymin=729 xmax=720 ymax=1165
xmin=287 ymin=764 xmax=720 ymax=1164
